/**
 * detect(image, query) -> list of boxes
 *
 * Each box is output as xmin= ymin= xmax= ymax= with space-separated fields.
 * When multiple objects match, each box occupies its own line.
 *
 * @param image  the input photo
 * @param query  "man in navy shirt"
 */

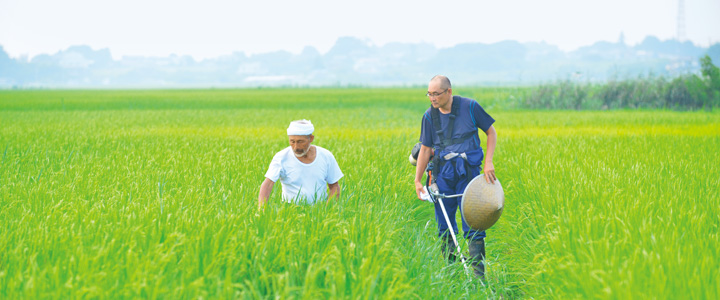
xmin=414 ymin=75 xmax=498 ymax=279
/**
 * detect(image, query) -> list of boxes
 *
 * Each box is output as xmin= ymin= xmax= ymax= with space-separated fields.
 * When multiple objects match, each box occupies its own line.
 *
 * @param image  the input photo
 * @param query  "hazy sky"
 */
xmin=1 ymin=0 xmax=719 ymax=60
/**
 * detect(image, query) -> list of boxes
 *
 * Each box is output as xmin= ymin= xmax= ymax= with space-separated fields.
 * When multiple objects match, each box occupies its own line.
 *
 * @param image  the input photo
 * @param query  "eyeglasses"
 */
xmin=426 ymin=89 xmax=448 ymax=98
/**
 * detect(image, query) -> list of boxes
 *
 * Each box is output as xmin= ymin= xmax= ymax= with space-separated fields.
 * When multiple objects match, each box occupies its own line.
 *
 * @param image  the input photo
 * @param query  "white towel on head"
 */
xmin=287 ymin=119 xmax=314 ymax=135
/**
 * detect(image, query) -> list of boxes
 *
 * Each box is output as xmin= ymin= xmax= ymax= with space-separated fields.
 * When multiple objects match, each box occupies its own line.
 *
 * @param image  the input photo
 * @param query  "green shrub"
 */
xmin=701 ymin=55 xmax=720 ymax=108
xmin=525 ymin=56 xmax=720 ymax=110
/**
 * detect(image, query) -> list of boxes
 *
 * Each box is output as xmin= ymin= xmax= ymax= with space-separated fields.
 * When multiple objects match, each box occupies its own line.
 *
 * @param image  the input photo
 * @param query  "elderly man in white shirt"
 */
xmin=258 ymin=120 xmax=344 ymax=208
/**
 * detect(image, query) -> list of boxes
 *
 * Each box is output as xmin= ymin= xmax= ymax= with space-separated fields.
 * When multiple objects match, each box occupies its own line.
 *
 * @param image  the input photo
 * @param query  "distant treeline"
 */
xmin=520 ymin=55 xmax=720 ymax=110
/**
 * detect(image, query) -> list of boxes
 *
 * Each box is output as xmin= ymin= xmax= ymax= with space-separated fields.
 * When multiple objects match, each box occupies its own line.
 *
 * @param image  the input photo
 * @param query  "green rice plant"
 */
xmin=0 ymin=89 xmax=718 ymax=299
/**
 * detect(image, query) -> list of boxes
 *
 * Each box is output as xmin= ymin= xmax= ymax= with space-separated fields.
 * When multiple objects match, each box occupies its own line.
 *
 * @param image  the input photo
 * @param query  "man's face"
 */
xmin=427 ymin=80 xmax=451 ymax=109
xmin=289 ymin=135 xmax=314 ymax=157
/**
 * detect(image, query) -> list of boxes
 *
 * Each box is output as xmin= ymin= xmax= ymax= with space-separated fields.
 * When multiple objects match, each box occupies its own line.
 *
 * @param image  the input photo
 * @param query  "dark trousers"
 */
xmin=434 ymin=164 xmax=485 ymax=240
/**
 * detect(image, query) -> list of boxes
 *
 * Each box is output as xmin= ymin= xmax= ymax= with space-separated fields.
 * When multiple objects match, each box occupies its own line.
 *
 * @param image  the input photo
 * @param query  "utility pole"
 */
xmin=677 ymin=0 xmax=686 ymax=42
xmin=673 ymin=0 xmax=688 ymax=74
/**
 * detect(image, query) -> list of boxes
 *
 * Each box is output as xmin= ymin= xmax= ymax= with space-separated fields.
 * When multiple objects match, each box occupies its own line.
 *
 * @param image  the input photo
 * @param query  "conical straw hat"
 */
xmin=461 ymin=174 xmax=504 ymax=231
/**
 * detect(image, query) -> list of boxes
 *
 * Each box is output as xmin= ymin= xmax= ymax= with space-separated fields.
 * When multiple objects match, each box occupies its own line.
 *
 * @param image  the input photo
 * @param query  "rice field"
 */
xmin=1 ymin=88 xmax=718 ymax=299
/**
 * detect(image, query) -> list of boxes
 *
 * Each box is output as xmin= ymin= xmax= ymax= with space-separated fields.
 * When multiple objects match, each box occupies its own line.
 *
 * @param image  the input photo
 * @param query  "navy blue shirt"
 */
xmin=420 ymin=96 xmax=495 ymax=154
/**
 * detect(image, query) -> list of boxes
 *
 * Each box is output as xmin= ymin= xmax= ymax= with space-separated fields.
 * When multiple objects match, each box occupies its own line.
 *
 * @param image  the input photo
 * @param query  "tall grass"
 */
xmin=498 ymin=111 xmax=720 ymax=298
xmin=1 ymin=89 xmax=718 ymax=298
xmin=521 ymin=56 xmax=720 ymax=110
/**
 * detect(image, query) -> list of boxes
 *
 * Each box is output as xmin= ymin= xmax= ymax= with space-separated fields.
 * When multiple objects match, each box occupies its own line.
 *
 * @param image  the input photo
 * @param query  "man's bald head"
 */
xmin=430 ymin=75 xmax=452 ymax=90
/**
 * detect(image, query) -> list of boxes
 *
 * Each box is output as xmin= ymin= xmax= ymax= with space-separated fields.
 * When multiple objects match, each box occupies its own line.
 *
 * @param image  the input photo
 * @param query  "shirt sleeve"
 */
xmin=419 ymin=110 xmax=435 ymax=147
xmin=471 ymin=101 xmax=495 ymax=132
xmin=324 ymin=151 xmax=344 ymax=184
xmin=264 ymin=152 xmax=283 ymax=182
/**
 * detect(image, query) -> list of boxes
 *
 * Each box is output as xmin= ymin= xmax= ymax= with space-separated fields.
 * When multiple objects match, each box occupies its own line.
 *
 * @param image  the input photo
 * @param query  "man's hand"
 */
xmin=328 ymin=181 xmax=341 ymax=201
xmin=414 ymin=145 xmax=433 ymax=200
xmin=483 ymin=161 xmax=496 ymax=184
xmin=483 ymin=125 xmax=498 ymax=184
xmin=258 ymin=178 xmax=275 ymax=209
xmin=415 ymin=181 xmax=426 ymax=200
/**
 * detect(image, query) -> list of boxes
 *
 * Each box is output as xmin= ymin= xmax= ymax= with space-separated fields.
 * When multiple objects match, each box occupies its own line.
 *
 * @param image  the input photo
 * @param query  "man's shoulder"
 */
xmin=272 ymin=147 xmax=293 ymax=159
xmin=314 ymin=145 xmax=335 ymax=156
xmin=455 ymin=95 xmax=484 ymax=116
xmin=454 ymin=95 xmax=478 ymax=106
xmin=421 ymin=106 xmax=433 ymax=121
xmin=424 ymin=105 xmax=433 ymax=114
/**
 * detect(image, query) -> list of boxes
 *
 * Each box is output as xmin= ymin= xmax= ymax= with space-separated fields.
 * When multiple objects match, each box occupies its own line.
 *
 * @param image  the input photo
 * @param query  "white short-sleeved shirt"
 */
xmin=264 ymin=145 xmax=344 ymax=204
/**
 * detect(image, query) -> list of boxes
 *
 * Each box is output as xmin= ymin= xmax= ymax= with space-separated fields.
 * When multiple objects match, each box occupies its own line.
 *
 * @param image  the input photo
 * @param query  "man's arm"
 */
xmin=414 ymin=144 xmax=433 ymax=200
xmin=328 ymin=181 xmax=341 ymax=200
xmin=483 ymin=125 xmax=497 ymax=184
xmin=258 ymin=178 xmax=275 ymax=209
